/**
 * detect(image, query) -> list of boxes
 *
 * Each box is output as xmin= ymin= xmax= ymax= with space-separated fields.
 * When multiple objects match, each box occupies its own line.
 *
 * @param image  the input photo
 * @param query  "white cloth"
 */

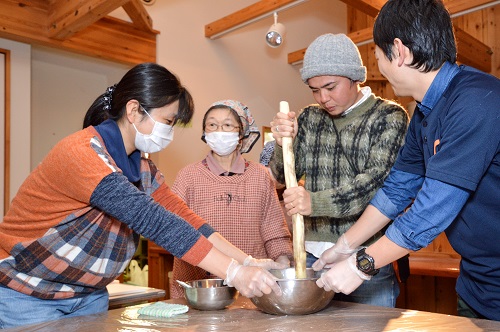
xmin=305 ymin=241 xmax=335 ymax=258
xmin=137 ymin=302 xmax=189 ymax=318
xmin=341 ymin=86 xmax=372 ymax=117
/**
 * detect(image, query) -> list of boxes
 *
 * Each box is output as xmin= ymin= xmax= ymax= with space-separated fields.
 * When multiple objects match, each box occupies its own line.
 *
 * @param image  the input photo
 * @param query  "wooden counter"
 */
xmin=106 ymin=281 xmax=165 ymax=309
xmin=4 ymin=296 xmax=499 ymax=331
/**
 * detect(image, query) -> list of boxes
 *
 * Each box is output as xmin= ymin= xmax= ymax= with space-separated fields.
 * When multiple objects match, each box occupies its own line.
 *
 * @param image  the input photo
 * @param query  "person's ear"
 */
xmin=393 ymin=38 xmax=411 ymax=67
xmin=125 ymin=100 xmax=140 ymax=124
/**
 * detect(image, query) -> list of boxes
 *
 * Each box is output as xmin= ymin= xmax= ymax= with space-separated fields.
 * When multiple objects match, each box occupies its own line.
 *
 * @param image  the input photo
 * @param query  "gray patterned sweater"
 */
xmin=270 ymin=94 xmax=409 ymax=245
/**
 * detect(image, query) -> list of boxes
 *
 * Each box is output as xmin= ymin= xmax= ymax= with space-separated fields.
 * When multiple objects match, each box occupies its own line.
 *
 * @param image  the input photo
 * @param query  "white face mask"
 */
xmin=205 ymin=131 xmax=240 ymax=156
xmin=134 ymin=108 xmax=174 ymax=153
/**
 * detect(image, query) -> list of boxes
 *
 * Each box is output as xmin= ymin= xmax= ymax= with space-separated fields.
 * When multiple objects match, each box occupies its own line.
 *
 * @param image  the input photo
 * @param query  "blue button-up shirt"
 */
xmin=370 ymin=62 xmax=470 ymax=250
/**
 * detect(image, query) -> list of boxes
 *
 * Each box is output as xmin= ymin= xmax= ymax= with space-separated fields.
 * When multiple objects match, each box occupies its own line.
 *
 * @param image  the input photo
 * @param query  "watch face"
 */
xmin=358 ymin=256 xmax=372 ymax=272
xmin=356 ymin=248 xmax=379 ymax=276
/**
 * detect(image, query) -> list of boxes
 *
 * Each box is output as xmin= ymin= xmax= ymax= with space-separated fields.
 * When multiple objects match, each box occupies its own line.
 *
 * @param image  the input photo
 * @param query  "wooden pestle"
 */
xmin=280 ymin=101 xmax=307 ymax=279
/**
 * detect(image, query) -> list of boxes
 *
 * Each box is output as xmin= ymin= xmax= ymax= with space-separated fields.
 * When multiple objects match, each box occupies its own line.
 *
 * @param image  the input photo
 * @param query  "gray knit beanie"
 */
xmin=300 ymin=33 xmax=367 ymax=84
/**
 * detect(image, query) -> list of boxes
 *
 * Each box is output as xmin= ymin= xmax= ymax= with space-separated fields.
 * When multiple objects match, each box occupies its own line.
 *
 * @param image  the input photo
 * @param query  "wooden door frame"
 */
xmin=1 ymin=48 xmax=10 ymax=214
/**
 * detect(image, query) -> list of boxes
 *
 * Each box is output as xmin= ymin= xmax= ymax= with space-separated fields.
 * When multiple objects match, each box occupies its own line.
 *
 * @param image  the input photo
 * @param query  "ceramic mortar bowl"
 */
xmin=183 ymin=279 xmax=239 ymax=310
xmin=250 ymin=268 xmax=335 ymax=315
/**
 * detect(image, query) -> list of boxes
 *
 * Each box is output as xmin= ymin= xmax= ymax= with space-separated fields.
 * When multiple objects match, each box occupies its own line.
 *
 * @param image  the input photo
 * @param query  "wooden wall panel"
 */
xmin=397 ymin=275 xmax=458 ymax=315
xmin=453 ymin=6 xmax=499 ymax=77
xmin=346 ymin=7 xmax=414 ymax=112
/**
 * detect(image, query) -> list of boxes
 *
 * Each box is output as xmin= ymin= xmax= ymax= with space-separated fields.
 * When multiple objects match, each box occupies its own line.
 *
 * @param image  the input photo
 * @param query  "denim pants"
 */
xmin=0 ymin=284 xmax=109 ymax=329
xmin=457 ymin=296 xmax=486 ymax=319
xmin=306 ymin=252 xmax=399 ymax=308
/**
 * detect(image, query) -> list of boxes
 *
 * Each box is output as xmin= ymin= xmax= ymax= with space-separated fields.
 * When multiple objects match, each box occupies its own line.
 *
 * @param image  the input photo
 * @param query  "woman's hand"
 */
xmin=275 ymin=255 xmax=291 ymax=268
xmin=225 ymin=259 xmax=282 ymax=298
xmin=244 ymin=255 xmax=289 ymax=270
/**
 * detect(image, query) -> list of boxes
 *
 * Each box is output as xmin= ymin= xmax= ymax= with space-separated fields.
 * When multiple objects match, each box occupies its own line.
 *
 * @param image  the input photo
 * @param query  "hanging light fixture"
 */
xmin=265 ymin=12 xmax=286 ymax=48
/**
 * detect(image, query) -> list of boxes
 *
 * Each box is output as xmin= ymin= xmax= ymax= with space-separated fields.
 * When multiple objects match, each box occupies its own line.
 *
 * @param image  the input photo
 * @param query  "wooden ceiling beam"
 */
xmin=48 ymin=0 xmax=130 ymax=40
xmin=338 ymin=0 xmax=499 ymax=18
xmin=123 ymin=0 xmax=155 ymax=33
xmin=0 ymin=0 xmax=157 ymax=65
xmin=60 ymin=16 xmax=157 ymax=65
xmin=455 ymin=26 xmax=493 ymax=72
xmin=444 ymin=0 xmax=500 ymax=15
xmin=337 ymin=0 xmax=384 ymax=17
xmin=205 ymin=0 xmax=306 ymax=39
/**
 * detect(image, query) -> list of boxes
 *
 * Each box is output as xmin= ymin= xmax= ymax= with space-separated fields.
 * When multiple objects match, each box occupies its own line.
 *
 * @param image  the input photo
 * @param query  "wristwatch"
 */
xmin=356 ymin=248 xmax=380 ymax=276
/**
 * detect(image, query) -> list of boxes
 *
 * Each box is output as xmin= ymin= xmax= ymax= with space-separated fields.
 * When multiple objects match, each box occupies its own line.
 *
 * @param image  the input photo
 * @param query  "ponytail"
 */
xmin=83 ymin=85 xmax=116 ymax=128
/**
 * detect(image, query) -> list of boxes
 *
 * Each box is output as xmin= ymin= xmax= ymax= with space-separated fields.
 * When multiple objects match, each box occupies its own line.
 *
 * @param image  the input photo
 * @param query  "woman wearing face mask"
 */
xmin=0 ymin=64 xmax=284 ymax=329
xmin=170 ymin=100 xmax=293 ymax=299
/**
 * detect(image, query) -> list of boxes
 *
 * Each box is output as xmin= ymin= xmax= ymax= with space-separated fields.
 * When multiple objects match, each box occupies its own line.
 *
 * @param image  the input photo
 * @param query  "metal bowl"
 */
xmin=183 ymin=279 xmax=239 ymax=311
xmin=250 ymin=268 xmax=335 ymax=315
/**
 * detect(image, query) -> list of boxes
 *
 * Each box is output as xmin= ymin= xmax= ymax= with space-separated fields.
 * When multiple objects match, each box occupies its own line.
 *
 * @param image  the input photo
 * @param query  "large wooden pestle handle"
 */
xmin=280 ymin=101 xmax=307 ymax=279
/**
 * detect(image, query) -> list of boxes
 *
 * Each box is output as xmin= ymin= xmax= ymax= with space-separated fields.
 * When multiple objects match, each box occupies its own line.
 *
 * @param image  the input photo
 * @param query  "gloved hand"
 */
xmin=316 ymin=253 xmax=370 ymax=294
xmin=274 ymin=255 xmax=291 ymax=268
xmin=243 ymin=255 xmax=288 ymax=270
xmin=224 ymin=259 xmax=282 ymax=298
xmin=312 ymin=234 xmax=358 ymax=271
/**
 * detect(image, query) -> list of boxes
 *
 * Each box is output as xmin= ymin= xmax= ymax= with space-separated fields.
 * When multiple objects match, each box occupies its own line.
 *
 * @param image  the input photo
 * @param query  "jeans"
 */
xmin=0 ymin=284 xmax=109 ymax=329
xmin=306 ymin=252 xmax=399 ymax=308
xmin=457 ymin=296 xmax=486 ymax=319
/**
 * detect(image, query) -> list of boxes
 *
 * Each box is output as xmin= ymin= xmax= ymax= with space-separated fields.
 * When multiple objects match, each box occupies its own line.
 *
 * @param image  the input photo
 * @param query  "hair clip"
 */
xmin=102 ymin=84 xmax=117 ymax=111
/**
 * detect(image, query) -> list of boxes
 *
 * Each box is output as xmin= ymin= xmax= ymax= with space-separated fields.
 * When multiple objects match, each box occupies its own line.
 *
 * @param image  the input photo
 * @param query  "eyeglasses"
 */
xmin=205 ymin=123 xmax=239 ymax=132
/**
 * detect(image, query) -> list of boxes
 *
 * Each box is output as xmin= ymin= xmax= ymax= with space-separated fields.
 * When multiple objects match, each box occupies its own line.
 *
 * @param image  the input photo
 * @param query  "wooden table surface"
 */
xmin=5 ymin=296 xmax=500 ymax=331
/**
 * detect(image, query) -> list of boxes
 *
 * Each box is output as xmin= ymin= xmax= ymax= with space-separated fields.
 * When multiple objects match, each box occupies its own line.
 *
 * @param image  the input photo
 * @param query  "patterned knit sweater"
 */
xmin=170 ymin=160 xmax=293 ymax=298
xmin=270 ymin=94 xmax=408 ymax=245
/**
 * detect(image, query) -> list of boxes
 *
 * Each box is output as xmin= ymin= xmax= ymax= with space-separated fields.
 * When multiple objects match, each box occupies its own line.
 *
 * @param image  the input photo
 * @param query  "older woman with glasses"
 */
xmin=170 ymin=100 xmax=293 ymax=299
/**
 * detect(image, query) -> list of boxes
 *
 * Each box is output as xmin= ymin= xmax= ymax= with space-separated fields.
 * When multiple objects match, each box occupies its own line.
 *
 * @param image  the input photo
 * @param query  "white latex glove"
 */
xmin=312 ymin=234 xmax=358 ymax=271
xmin=243 ymin=255 xmax=288 ymax=270
xmin=316 ymin=253 xmax=370 ymax=294
xmin=224 ymin=259 xmax=283 ymax=298
xmin=274 ymin=255 xmax=291 ymax=268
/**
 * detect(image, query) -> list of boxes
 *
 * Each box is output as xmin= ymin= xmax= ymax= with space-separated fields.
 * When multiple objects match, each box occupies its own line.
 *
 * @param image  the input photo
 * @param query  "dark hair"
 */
xmin=83 ymin=63 xmax=194 ymax=128
xmin=373 ymin=0 xmax=457 ymax=73
xmin=201 ymin=105 xmax=243 ymax=143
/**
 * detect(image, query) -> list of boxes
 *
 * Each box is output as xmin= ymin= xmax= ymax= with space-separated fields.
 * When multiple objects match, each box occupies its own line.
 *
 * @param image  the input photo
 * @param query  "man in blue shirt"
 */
xmin=313 ymin=0 xmax=500 ymax=321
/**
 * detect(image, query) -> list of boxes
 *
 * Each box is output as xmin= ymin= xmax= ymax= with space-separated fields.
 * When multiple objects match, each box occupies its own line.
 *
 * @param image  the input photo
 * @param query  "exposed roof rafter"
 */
xmin=47 ymin=0 xmax=130 ymax=40
xmin=205 ymin=0 xmax=307 ymax=39
xmin=123 ymin=0 xmax=155 ymax=33
xmin=0 ymin=0 xmax=158 ymax=65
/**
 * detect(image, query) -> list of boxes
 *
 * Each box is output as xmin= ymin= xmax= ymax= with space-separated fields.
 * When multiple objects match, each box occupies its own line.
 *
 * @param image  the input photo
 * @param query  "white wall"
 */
xmin=28 ymin=0 xmax=346 ymax=185
xmin=0 ymin=38 xmax=31 ymax=205
xmin=30 ymin=47 xmax=129 ymax=169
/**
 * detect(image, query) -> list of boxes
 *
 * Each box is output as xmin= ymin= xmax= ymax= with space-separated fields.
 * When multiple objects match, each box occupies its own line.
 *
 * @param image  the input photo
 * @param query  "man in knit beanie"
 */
xmin=268 ymin=33 xmax=409 ymax=308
